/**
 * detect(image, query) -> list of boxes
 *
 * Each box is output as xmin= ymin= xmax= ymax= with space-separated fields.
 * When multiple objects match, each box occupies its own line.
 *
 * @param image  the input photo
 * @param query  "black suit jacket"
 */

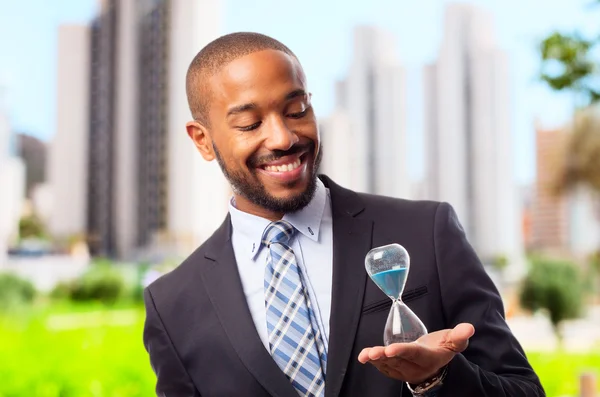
xmin=143 ymin=175 xmax=544 ymax=397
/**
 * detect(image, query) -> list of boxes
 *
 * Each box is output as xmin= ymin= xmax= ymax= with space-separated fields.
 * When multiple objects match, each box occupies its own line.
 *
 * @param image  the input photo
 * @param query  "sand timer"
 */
xmin=365 ymin=243 xmax=428 ymax=345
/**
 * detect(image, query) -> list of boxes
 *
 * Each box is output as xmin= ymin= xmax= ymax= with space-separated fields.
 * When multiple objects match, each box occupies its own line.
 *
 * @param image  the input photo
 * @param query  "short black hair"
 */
xmin=185 ymin=32 xmax=298 ymax=125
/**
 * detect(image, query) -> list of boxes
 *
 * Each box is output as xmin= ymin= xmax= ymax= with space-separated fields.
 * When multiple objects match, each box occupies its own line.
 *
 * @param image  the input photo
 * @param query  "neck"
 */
xmin=232 ymin=193 xmax=283 ymax=221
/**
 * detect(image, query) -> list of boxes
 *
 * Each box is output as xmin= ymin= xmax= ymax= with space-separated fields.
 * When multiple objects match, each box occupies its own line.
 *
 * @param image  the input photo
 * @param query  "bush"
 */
xmin=0 ymin=272 xmax=36 ymax=311
xmin=519 ymin=258 xmax=585 ymax=344
xmin=52 ymin=263 xmax=125 ymax=306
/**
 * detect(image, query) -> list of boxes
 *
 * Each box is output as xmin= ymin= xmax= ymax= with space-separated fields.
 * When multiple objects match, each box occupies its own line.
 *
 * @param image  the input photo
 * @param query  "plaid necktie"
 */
xmin=263 ymin=220 xmax=327 ymax=397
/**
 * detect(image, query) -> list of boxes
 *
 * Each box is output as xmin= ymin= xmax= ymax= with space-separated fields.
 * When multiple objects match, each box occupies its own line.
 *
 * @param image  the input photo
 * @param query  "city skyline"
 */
xmin=1 ymin=0 xmax=599 ymax=186
xmin=48 ymin=0 xmax=230 ymax=260
xmin=423 ymin=3 xmax=523 ymax=268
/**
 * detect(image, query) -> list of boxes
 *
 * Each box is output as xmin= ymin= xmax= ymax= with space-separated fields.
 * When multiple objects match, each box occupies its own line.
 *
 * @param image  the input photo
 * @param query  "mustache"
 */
xmin=248 ymin=142 xmax=314 ymax=168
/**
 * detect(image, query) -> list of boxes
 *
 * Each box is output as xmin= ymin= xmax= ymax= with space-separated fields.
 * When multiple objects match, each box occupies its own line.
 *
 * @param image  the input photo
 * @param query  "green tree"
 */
xmin=519 ymin=258 xmax=585 ymax=347
xmin=538 ymin=5 xmax=600 ymax=187
xmin=538 ymin=2 xmax=600 ymax=254
xmin=539 ymin=31 xmax=600 ymax=107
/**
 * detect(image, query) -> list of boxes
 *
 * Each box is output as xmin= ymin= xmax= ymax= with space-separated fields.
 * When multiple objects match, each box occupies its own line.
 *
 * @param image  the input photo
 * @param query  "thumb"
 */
xmin=444 ymin=323 xmax=474 ymax=353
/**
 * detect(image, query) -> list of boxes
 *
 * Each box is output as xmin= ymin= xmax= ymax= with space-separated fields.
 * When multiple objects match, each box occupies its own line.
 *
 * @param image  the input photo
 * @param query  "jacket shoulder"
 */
xmin=145 ymin=217 xmax=230 ymax=301
xmin=357 ymin=191 xmax=443 ymax=219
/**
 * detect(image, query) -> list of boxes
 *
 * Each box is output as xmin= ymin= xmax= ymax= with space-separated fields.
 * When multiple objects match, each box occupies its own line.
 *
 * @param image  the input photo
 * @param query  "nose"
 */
xmin=263 ymin=115 xmax=299 ymax=152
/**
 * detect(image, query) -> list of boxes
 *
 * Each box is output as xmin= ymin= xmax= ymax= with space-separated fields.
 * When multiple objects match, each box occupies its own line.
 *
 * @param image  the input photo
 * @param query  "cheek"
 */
xmin=299 ymin=119 xmax=319 ymax=141
xmin=229 ymin=136 xmax=261 ymax=168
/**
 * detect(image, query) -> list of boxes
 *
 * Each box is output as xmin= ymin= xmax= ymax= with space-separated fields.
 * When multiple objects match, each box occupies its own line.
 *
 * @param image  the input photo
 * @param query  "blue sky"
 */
xmin=0 ymin=0 xmax=598 ymax=183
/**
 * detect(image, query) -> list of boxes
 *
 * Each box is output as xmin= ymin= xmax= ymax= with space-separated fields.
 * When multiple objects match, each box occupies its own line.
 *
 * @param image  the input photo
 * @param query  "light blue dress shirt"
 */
xmin=229 ymin=178 xmax=334 ymax=352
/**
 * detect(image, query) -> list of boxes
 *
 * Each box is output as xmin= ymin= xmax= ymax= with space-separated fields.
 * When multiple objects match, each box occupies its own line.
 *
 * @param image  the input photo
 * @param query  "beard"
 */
xmin=213 ymin=142 xmax=322 ymax=214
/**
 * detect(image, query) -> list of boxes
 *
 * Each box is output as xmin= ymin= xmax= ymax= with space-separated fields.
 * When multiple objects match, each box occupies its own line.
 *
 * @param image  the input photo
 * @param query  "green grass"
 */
xmin=0 ymin=302 xmax=598 ymax=396
xmin=0 ymin=302 xmax=155 ymax=397
xmin=528 ymin=350 xmax=600 ymax=397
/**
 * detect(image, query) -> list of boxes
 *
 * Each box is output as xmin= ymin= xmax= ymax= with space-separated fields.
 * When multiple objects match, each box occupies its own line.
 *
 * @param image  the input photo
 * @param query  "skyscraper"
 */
xmin=323 ymin=26 xmax=409 ymax=198
xmin=87 ymin=0 xmax=169 ymax=258
xmin=87 ymin=1 xmax=117 ymax=256
xmin=136 ymin=0 xmax=168 ymax=251
xmin=531 ymin=123 xmax=600 ymax=257
xmin=165 ymin=0 xmax=229 ymax=255
xmin=65 ymin=0 xmax=226 ymax=259
xmin=114 ymin=0 xmax=141 ymax=259
xmin=49 ymin=24 xmax=90 ymax=243
xmin=530 ymin=125 xmax=569 ymax=253
xmin=424 ymin=4 xmax=523 ymax=268
xmin=319 ymin=108 xmax=354 ymax=190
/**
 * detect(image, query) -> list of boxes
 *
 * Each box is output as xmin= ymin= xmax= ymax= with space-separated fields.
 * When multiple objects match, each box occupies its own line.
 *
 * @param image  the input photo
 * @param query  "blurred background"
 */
xmin=1 ymin=0 xmax=600 ymax=395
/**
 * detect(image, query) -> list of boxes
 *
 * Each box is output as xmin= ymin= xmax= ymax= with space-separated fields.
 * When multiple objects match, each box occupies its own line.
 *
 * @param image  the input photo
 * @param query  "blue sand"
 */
xmin=371 ymin=268 xmax=407 ymax=298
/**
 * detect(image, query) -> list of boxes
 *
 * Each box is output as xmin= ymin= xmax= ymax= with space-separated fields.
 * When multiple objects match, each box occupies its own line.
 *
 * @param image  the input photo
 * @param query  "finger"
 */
xmin=384 ymin=342 xmax=423 ymax=361
xmin=358 ymin=348 xmax=371 ymax=364
xmin=368 ymin=346 xmax=386 ymax=361
xmin=446 ymin=323 xmax=475 ymax=352
xmin=358 ymin=346 xmax=386 ymax=363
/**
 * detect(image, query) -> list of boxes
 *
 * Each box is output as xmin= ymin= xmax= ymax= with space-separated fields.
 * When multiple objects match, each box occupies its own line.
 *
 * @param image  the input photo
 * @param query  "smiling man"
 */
xmin=142 ymin=32 xmax=545 ymax=397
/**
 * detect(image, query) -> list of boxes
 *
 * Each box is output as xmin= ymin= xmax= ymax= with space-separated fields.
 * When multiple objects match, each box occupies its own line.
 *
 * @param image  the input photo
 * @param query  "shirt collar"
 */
xmin=228 ymin=178 xmax=328 ymax=260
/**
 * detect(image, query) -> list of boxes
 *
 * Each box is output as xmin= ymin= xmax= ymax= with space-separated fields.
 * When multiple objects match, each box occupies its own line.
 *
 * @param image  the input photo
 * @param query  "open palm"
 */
xmin=358 ymin=323 xmax=475 ymax=384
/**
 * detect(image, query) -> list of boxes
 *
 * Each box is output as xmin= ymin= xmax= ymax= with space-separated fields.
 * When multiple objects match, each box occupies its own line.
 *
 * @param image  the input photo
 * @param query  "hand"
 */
xmin=358 ymin=323 xmax=475 ymax=385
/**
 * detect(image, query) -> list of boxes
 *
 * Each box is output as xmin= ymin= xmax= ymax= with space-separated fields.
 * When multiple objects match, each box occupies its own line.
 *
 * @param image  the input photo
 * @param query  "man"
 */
xmin=143 ymin=32 xmax=544 ymax=397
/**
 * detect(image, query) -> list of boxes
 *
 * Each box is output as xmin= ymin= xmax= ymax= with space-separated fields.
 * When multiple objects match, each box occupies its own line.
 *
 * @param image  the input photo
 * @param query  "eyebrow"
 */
xmin=285 ymin=89 xmax=307 ymax=101
xmin=227 ymin=102 xmax=257 ymax=117
xmin=226 ymin=89 xmax=308 ymax=118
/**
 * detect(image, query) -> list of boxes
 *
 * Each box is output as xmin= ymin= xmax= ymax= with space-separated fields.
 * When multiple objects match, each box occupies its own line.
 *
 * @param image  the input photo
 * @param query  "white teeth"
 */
xmin=265 ymin=158 xmax=302 ymax=172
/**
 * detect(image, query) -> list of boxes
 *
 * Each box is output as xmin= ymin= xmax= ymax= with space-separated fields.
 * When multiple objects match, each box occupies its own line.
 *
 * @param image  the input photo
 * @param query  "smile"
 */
xmin=263 ymin=158 xmax=302 ymax=173
xmin=257 ymin=153 xmax=308 ymax=183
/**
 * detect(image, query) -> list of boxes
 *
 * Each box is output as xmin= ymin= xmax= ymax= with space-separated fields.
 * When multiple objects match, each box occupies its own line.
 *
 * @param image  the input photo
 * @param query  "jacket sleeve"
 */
xmin=143 ymin=288 xmax=201 ymax=397
xmin=433 ymin=202 xmax=545 ymax=396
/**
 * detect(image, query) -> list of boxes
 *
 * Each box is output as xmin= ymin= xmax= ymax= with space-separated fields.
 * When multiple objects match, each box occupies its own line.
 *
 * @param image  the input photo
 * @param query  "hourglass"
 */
xmin=365 ymin=243 xmax=428 ymax=345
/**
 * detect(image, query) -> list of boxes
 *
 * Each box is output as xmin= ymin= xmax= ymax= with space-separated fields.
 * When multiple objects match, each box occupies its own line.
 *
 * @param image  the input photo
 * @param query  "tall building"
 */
xmin=530 ymin=125 xmax=570 ymax=253
xmin=319 ymin=109 xmax=354 ymax=190
xmin=531 ymin=123 xmax=600 ymax=257
xmin=323 ymin=26 xmax=409 ymax=198
xmin=114 ymin=0 xmax=142 ymax=259
xmin=424 ymin=4 xmax=523 ymax=270
xmin=136 ymin=0 xmax=168 ymax=251
xmin=48 ymin=24 xmax=90 ymax=242
xmin=70 ymin=0 xmax=227 ymax=259
xmin=166 ymin=0 xmax=229 ymax=255
xmin=86 ymin=2 xmax=117 ymax=256
xmin=86 ymin=0 xmax=151 ymax=258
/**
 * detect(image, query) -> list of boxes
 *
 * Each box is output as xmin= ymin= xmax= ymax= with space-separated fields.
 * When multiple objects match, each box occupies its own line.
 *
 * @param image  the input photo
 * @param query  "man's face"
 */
xmin=194 ymin=49 xmax=321 ymax=215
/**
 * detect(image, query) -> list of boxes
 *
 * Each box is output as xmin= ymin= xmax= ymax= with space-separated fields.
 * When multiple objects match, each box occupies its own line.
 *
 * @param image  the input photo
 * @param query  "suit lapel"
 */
xmin=199 ymin=177 xmax=373 ymax=397
xmin=322 ymin=177 xmax=373 ymax=397
xmin=200 ymin=217 xmax=297 ymax=397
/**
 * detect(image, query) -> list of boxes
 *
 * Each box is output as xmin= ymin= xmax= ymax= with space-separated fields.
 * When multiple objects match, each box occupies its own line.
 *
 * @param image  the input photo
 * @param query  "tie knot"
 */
xmin=263 ymin=220 xmax=295 ymax=247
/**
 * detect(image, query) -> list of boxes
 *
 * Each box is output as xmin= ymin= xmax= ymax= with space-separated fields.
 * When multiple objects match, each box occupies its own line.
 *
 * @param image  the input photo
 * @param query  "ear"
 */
xmin=186 ymin=121 xmax=215 ymax=161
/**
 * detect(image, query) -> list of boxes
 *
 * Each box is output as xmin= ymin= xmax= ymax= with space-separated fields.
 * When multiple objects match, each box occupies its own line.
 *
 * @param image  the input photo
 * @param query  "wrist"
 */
xmin=407 ymin=364 xmax=448 ymax=396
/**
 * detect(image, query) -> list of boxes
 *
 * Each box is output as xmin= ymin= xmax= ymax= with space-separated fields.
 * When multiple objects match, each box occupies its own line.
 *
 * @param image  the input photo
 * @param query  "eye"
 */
xmin=238 ymin=121 xmax=262 ymax=131
xmin=288 ymin=105 xmax=311 ymax=119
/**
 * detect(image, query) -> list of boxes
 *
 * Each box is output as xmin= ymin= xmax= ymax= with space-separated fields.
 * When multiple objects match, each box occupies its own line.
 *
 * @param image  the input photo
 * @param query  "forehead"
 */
xmin=209 ymin=49 xmax=306 ymax=108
